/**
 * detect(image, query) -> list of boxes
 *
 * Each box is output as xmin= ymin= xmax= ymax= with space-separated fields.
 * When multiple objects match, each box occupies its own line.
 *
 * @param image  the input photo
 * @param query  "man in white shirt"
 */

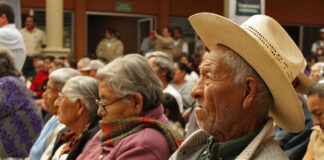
xmin=0 ymin=2 xmax=26 ymax=71
xmin=20 ymin=16 xmax=46 ymax=57
xmin=172 ymin=27 xmax=188 ymax=61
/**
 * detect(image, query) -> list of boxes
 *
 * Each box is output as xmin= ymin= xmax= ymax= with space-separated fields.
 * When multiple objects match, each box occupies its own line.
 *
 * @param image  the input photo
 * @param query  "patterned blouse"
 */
xmin=0 ymin=76 xmax=43 ymax=158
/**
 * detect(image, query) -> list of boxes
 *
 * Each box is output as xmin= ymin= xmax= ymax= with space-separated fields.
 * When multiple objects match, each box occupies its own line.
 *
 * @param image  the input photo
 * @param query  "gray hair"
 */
xmin=97 ymin=54 xmax=163 ymax=113
xmin=62 ymin=76 xmax=99 ymax=121
xmin=0 ymin=45 xmax=20 ymax=77
xmin=222 ymin=45 xmax=274 ymax=119
xmin=49 ymin=68 xmax=81 ymax=91
xmin=145 ymin=51 xmax=175 ymax=83
xmin=308 ymin=78 xmax=324 ymax=97
xmin=77 ymin=57 xmax=91 ymax=67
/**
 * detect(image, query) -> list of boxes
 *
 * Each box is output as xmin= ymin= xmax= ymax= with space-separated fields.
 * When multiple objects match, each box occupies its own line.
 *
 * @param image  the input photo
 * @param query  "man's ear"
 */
xmin=131 ymin=93 xmax=143 ymax=115
xmin=242 ymin=77 xmax=258 ymax=110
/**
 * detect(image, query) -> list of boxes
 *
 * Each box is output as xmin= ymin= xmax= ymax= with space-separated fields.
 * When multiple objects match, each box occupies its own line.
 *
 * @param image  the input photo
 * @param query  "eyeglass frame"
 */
xmin=96 ymin=95 xmax=130 ymax=114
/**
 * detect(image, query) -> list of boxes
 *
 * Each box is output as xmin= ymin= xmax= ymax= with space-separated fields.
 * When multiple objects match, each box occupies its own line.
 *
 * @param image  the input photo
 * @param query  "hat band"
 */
xmin=242 ymin=25 xmax=294 ymax=82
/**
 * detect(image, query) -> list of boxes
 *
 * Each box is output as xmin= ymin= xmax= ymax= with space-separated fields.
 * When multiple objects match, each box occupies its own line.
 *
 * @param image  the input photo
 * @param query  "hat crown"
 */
xmin=241 ymin=15 xmax=306 ymax=82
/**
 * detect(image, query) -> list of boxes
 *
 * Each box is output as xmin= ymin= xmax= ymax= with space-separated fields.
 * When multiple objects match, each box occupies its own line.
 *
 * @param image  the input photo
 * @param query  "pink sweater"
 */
xmin=77 ymin=105 xmax=171 ymax=160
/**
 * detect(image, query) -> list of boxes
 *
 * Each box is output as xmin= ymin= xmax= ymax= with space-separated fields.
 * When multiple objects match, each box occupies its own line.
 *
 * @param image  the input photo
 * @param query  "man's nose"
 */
xmin=191 ymin=77 xmax=204 ymax=100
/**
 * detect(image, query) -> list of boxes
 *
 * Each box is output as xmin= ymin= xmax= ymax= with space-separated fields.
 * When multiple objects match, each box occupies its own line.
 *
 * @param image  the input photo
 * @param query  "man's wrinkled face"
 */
xmin=190 ymin=45 xmax=244 ymax=139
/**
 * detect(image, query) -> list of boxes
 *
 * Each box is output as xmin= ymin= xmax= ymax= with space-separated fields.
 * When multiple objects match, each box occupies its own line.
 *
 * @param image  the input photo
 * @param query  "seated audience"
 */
xmin=77 ymin=57 xmax=91 ymax=76
xmin=49 ymin=76 xmax=100 ymax=160
xmin=81 ymin=59 xmax=105 ymax=78
xmin=180 ymin=55 xmax=199 ymax=84
xmin=49 ymin=59 xmax=65 ymax=73
xmin=274 ymin=93 xmax=313 ymax=160
xmin=173 ymin=61 xmax=196 ymax=108
xmin=77 ymin=54 xmax=182 ymax=160
xmin=0 ymin=45 xmax=42 ymax=159
xmin=170 ymin=13 xmax=311 ymax=160
xmin=304 ymin=79 xmax=324 ymax=160
xmin=146 ymin=51 xmax=184 ymax=113
xmin=29 ymin=56 xmax=53 ymax=98
xmin=162 ymin=93 xmax=186 ymax=136
xmin=309 ymin=62 xmax=324 ymax=82
xmin=29 ymin=68 xmax=80 ymax=160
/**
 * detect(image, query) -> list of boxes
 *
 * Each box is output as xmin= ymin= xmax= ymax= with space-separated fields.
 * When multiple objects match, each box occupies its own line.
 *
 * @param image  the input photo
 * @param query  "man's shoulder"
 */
xmin=170 ymin=129 xmax=208 ymax=160
xmin=252 ymin=138 xmax=288 ymax=160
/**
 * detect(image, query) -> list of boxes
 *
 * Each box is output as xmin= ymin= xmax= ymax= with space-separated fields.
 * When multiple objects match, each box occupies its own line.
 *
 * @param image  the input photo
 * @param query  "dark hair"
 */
xmin=45 ymin=56 xmax=55 ymax=62
xmin=173 ymin=27 xmax=182 ymax=34
xmin=308 ymin=77 xmax=324 ymax=98
xmin=0 ymin=48 xmax=21 ymax=77
xmin=0 ymin=2 xmax=14 ymax=23
xmin=162 ymin=93 xmax=186 ymax=128
xmin=176 ymin=61 xmax=191 ymax=74
xmin=26 ymin=15 xmax=36 ymax=23
xmin=106 ymin=27 xmax=120 ymax=39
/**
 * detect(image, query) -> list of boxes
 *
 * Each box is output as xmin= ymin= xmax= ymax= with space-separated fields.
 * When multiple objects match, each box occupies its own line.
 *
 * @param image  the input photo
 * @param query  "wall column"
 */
xmin=74 ymin=0 xmax=87 ymax=61
xmin=43 ymin=0 xmax=70 ymax=58
xmin=159 ymin=0 xmax=170 ymax=30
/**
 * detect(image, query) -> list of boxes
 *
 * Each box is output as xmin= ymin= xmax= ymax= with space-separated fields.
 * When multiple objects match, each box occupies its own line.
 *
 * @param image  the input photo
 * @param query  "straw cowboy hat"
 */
xmin=189 ymin=13 xmax=311 ymax=133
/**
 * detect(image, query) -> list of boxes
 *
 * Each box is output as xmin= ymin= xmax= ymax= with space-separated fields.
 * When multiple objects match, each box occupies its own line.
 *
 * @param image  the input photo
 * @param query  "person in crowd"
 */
xmin=58 ymin=56 xmax=70 ymax=68
xmin=49 ymin=76 xmax=100 ymax=160
xmin=173 ymin=61 xmax=196 ymax=108
xmin=77 ymin=57 xmax=91 ymax=75
xmin=172 ymin=27 xmax=188 ymax=61
xmin=146 ymin=51 xmax=184 ymax=113
xmin=25 ymin=58 xmax=43 ymax=88
xmin=0 ymin=2 xmax=26 ymax=71
xmin=0 ymin=45 xmax=42 ymax=159
xmin=274 ymin=93 xmax=313 ymax=160
xmin=148 ymin=27 xmax=174 ymax=58
xmin=77 ymin=54 xmax=183 ymax=160
xmin=81 ymin=59 xmax=105 ymax=78
xmin=49 ymin=59 xmax=65 ymax=74
xmin=170 ymin=13 xmax=311 ymax=159
xmin=29 ymin=56 xmax=53 ymax=98
xmin=29 ymin=68 xmax=80 ymax=160
xmin=20 ymin=16 xmax=46 ymax=57
xmin=180 ymin=55 xmax=200 ymax=84
xmin=96 ymin=27 xmax=124 ymax=63
xmin=311 ymin=28 xmax=324 ymax=62
xmin=309 ymin=62 xmax=324 ymax=82
xmin=162 ymin=93 xmax=186 ymax=136
xmin=303 ymin=78 xmax=324 ymax=160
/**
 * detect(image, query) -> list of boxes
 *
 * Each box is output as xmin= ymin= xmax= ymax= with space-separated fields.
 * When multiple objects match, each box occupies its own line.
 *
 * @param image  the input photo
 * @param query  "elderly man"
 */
xmin=0 ymin=2 xmax=26 ymax=71
xmin=146 ymin=51 xmax=184 ymax=113
xmin=170 ymin=13 xmax=311 ymax=160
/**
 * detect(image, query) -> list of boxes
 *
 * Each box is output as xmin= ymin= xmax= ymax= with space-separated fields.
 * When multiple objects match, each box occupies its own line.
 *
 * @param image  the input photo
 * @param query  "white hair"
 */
xmin=145 ymin=51 xmax=175 ymax=83
xmin=222 ymin=45 xmax=273 ymax=119
xmin=77 ymin=57 xmax=91 ymax=67
xmin=49 ymin=68 xmax=81 ymax=91
xmin=97 ymin=54 xmax=163 ymax=113
xmin=62 ymin=76 xmax=99 ymax=120
xmin=311 ymin=62 xmax=324 ymax=72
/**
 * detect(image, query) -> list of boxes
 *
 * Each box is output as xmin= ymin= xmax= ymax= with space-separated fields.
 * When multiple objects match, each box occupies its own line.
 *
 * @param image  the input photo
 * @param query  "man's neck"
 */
xmin=27 ymin=27 xmax=35 ymax=32
xmin=213 ymin=117 xmax=265 ymax=142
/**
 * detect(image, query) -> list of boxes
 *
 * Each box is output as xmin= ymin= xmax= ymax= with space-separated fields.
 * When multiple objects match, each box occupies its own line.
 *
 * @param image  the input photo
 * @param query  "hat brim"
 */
xmin=189 ymin=13 xmax=304 ymax=133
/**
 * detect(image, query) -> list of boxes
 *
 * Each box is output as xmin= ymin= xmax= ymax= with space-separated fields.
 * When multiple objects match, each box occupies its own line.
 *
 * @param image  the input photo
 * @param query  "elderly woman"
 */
xmin=0 ymin=45 xmax=42 ymax=159
xmin=49 ymin=76 xmax=100 ymax=160
xmin=77 ymin=54 xmax=182 ymax=160
xmin=29 ymin=68 xmax=80 ymax=160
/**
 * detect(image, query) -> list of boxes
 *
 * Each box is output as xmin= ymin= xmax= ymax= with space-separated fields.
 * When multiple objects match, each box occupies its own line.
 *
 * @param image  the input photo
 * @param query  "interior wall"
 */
xmin=87 ymin=15 xmax=140 ymax=57
xmin=266 ymin=0 xmax=324 ymax=25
